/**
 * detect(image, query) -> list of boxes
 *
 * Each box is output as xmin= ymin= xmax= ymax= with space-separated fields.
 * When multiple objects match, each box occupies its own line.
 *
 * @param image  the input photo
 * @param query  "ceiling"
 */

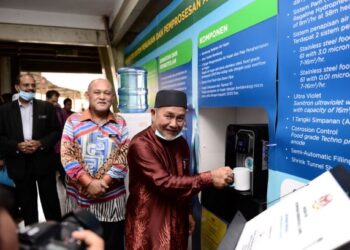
xmin=0 ymin=0 xmax=118 ymax=16
xmin=0 ymin=0 xmax=171 ymax=73
xmin=0 ymin=42 xmax=102 ymax=73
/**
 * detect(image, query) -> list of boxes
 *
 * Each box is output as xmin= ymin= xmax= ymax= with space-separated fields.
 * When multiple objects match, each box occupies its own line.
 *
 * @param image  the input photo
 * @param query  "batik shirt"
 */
xmin=61 ymin=109 xmax=129 ymax=222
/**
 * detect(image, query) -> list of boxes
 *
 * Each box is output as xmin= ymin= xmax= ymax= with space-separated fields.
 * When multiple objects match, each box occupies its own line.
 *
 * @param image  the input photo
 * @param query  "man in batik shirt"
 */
xmin=61 ymin=79 xmax=129 ymax=250
xmin=125 ymin=89 xmax=234 ymax=250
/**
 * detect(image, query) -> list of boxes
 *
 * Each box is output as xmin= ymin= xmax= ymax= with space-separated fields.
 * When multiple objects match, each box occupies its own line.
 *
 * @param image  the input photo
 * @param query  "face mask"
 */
xmin=19 ymin=90 xmax=35 ymax=101
xmin=155 ymin=129 xmax=183 ymax=141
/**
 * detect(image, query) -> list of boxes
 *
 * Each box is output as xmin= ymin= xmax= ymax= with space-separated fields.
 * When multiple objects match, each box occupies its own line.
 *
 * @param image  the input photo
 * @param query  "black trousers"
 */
xmin=14 ymin=171 xmax=61 ymax=225
xmin=101 ymin=220 xmax=125 ymax=250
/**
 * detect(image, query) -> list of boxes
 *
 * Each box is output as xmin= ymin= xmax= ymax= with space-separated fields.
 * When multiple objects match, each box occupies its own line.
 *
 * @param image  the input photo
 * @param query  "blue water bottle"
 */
xmin=117 ymin=67 xmax=148 ymax=113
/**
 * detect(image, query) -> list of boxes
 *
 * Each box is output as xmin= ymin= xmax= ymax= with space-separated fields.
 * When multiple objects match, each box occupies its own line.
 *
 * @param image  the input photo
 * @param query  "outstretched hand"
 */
xmin=211 ymin=167 xmax=234 ymax=189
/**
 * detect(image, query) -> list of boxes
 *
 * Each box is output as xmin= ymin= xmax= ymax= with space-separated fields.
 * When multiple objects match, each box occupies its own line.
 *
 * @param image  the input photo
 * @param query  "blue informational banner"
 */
xmin=276 ymin=0 xmax=350 ymax=180
xmin=198 ymin=17 xmax=277 ymax=110
xmin=159 ymin=62 xmax=193 ymax=145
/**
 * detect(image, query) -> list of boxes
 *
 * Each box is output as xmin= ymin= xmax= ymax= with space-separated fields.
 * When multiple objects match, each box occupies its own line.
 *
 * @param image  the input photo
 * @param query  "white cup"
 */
xmin=233 ymin=167 xmax=251 ymax=191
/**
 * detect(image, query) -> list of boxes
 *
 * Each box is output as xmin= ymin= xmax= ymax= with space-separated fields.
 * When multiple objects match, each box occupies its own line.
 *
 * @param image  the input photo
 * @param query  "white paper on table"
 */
xmin=235 ymin=171 xmax=350 ymax=250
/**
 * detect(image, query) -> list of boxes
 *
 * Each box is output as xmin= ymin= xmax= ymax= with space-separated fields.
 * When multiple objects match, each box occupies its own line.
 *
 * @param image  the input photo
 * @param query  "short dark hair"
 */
xmin=16 ymin=73 xmax=35 ymax=85
xmin=64 ymin=98 xmax=72 ymax=105
xmin=46 ymin=90 xmax=60 ymax=99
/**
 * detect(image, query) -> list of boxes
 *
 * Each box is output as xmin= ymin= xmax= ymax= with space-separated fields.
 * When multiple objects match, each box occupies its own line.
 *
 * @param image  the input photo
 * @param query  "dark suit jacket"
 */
xmin=0 ymin=99 xmax=61 ymax=180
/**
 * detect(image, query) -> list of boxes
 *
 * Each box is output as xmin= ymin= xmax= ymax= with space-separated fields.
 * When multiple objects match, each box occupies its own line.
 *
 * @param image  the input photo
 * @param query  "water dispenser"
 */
xmin=117 ymin=66 xmax=148 ymax=113
xmin=225 ymin=124 xmax=269 ymax=198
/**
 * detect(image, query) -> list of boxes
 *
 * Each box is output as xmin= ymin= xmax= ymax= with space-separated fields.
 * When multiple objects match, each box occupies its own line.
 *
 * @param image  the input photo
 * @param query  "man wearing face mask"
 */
xmin=125 ymin=89 xmax=234 ymax=250
xmin=0 ymin=73 xmax=61 ymax=225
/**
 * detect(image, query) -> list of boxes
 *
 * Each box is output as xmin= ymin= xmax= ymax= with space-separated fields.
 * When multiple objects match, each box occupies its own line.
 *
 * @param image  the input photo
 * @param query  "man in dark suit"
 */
xmin=0 ymin=73 xmax=61 ymax=225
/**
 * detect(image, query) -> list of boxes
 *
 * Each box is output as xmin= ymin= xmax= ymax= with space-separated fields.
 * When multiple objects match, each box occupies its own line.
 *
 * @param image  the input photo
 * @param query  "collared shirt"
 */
xmin=18 ymin=100 xmax=33 ymax=140
xmin=61 ymin=109 xmax=129 ymax=222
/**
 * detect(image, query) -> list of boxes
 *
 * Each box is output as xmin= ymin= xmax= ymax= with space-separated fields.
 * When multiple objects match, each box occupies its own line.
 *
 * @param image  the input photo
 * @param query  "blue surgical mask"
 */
xmin=155 ymin=129 xmax=183 ymax=141
xmin=19 ymin=90 xmax=35 ymax=101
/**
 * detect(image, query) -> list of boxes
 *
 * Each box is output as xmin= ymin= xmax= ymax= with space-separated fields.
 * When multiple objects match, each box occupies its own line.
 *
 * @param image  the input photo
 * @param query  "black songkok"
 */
xmin=154 ymin=89 xmax=187 ymax=109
